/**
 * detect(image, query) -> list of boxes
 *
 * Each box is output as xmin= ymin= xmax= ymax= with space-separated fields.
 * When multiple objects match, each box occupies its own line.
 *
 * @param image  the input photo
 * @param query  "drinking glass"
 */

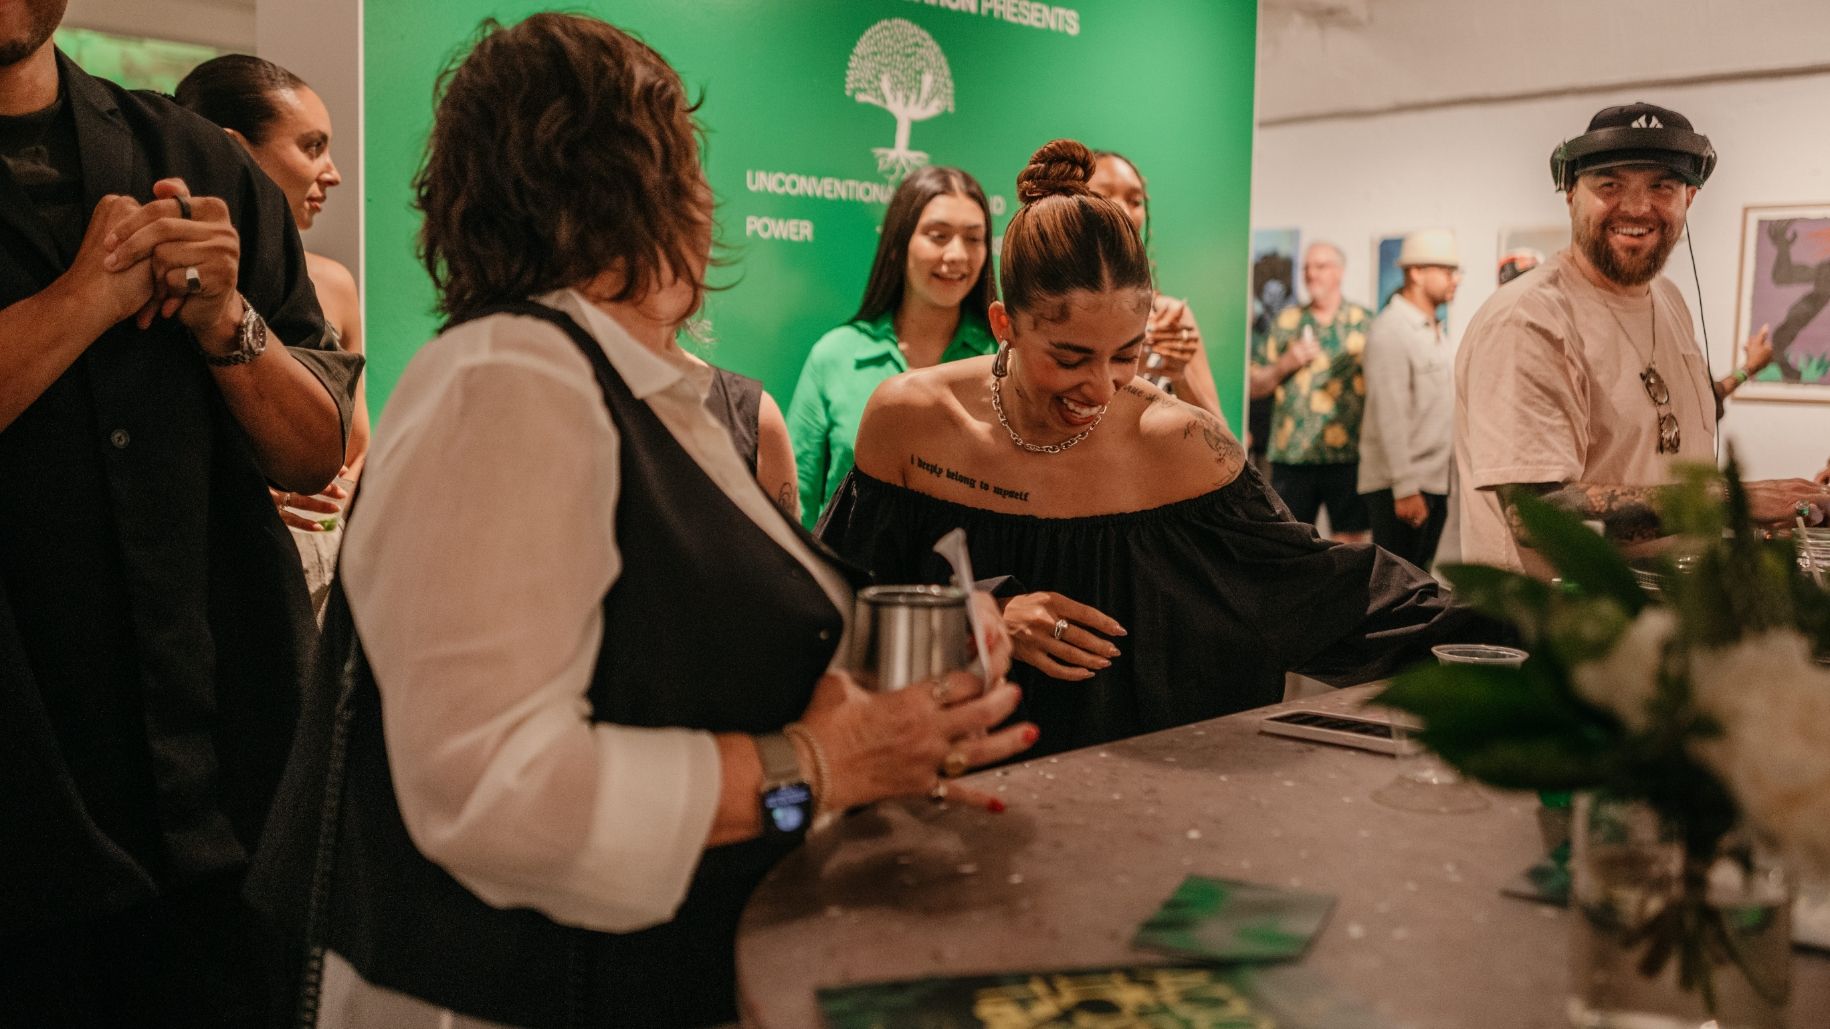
xmin=1371 ymin=643 xmax=1527 ymax=814
xmin=845 ymin=585 xmax=973 ymax=692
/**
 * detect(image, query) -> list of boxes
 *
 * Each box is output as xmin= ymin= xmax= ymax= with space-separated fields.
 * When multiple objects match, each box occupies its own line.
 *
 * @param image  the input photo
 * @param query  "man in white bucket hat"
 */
xmin=1359 ymin=229 xmax=1461 ymax=567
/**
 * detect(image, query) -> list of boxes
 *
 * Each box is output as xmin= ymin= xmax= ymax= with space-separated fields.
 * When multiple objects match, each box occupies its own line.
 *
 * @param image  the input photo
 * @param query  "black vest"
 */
xmin=248 ymin=303 xmax=848 ymax=1028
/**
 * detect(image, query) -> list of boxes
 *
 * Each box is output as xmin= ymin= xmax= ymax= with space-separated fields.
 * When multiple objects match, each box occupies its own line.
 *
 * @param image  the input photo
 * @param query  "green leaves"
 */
xmin=1510 ymin=490 xmax=1645 ymax=612
xmin=1434 ymin=564 xmax=1555 ymax=639
xmin=1376 ymin=663 xmax=1617 ymax=791
xmin=1438 ymin=561 xmax=1632 ymax=667
xmin=1396 ymin=453 xmax=1829 ymax=817
xmin=1658 ymin=458 xmax=1800 ymax=646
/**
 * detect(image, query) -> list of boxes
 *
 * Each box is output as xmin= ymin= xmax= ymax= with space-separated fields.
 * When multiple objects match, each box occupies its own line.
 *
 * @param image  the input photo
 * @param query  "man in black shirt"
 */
xmin=0 ymin=2 xmax=360 ymax=1023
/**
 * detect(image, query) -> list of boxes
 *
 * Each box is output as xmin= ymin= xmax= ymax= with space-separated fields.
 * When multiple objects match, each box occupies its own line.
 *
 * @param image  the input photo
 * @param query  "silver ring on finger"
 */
xmin=175 ymin=195 xmax=192 ymax=220
xmin=928 ymin=780 xmax=949 ymax=803
xmin=1051 ymin=618 xmax=1069 ymax=641
xmin=183 ymin=266 xmax=202 ymax=295
xmin=1180 ymin=327 xmax=1190 ymax=342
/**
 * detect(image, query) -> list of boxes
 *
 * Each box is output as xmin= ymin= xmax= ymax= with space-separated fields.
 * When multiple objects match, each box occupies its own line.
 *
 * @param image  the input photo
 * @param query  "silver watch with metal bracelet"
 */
xmin=199 ymin=292 xmax=268 ymax=367
xmin=756 ymin=732 xmax=813 ymax=836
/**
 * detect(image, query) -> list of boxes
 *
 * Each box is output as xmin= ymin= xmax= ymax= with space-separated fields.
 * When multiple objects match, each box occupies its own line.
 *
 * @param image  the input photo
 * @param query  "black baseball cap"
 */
xmin=1556 ymin=102 xmax=1715 ymax=187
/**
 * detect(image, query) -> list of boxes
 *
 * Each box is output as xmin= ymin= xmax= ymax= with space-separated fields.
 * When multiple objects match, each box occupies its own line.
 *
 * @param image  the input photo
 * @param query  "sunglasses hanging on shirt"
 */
xmin=1608 ymin=300 xmax=1680 ymax=456
xmin=1641 ymin=366 xmax=1681 ymax=455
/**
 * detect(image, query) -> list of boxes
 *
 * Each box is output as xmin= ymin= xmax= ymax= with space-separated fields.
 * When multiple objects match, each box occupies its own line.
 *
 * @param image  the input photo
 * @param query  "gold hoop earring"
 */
xmin=992 ymin=341 xmax=1010 ymax=378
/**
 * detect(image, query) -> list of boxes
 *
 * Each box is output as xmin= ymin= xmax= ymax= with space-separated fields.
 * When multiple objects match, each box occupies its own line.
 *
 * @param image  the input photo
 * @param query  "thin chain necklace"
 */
xmin=1602 ymin=293 xmax=1666 ymax=407
xmin=989 ymin=374 xmax=1104 ymax=454
xmin=1602 ymin=292 xmax=1658 ymax=375
xmin=1602 ymin=292 xmax=1682 ymax=454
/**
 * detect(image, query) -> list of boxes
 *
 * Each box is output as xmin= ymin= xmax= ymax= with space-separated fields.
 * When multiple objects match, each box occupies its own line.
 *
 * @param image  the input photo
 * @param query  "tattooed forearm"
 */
xmin=911 ymin=454 xmax=1031 ymax=502
xmin=1181 ymin=411 xmax=1247 ymax=482
xmin=775 ymin=482 xmax=799 ymax=520
xmin=1497 ymin=481 xmax=1663 ymax=545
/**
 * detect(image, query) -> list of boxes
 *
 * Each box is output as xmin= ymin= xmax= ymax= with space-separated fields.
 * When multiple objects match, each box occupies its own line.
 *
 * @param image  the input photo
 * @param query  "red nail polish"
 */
xmin=987 ymin=798 xmax=1007 ymax=813
xmin=1022 ymin=725 xmax=1040 ymax=745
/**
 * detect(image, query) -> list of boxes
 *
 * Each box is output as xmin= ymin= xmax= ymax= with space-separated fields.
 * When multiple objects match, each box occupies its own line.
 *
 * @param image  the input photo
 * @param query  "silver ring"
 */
xmin=174 ymin=195 xmax=192 ymax=220
xmin=928 ymin=781 xmax=949 ymax=803
xmin=183 ymin=266 xmax=202 ymax=295
xmin=1051 ymin=618 xmax=1069 ymax=641
xmin=1179 ymin=327 xmax=1190 ymax=342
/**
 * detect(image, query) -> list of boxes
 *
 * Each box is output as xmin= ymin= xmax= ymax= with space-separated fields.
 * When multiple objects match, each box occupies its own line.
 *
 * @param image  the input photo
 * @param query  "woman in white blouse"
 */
xmin=251 ymin=14 xmax=1034 ymax=1028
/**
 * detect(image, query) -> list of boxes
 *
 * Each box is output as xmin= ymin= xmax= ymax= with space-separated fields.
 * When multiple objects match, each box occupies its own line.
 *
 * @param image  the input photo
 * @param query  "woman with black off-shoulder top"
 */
xmin=819 ymin=138 xmax=1474 ymax=757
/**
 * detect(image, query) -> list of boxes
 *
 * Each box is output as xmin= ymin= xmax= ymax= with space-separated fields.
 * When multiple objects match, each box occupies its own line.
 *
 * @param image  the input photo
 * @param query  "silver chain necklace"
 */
xmin=1602 ymin=293 xmax=1658 ymax=377
xmin=989 ymin=374 xmax=1104 ymax=454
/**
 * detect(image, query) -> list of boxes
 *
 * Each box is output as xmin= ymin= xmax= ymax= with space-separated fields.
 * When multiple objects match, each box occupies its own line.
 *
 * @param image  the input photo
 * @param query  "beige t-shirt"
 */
xmin=1452 ymin=250 xmax=1715 ymax=570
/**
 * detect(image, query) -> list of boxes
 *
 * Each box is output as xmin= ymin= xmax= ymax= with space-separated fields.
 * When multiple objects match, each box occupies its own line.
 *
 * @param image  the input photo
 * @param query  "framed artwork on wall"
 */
xmin=1734 ymin=203 xmax=1830 ymax=402
xmin=1372 ymin=231 xmax=1448 ymax=327
xmin=1373 ymin=233 xmax=1404 ymax=311
xmin=1497 ymin=225 xmax=1567 ymax=286
xmin=1250 ymin=227 xmax=1300 ymax=335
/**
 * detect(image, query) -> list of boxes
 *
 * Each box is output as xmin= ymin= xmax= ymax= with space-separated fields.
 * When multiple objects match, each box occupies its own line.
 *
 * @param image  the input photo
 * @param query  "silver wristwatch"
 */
xmin=200 ymin=293 xmax=268 ymax=367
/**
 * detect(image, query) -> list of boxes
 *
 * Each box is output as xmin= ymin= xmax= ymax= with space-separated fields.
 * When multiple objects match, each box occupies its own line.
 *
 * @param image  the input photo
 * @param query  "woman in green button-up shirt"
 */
xmin=787 ymin=165 xmax=997 ymax=525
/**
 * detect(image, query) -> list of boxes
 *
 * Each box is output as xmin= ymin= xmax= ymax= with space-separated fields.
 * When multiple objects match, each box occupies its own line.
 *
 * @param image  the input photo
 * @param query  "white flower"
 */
xmin=1688 ymin=630 xmax=1830 ymax=879
xmin=1572 ymin=608 xmax=1677 ymax=732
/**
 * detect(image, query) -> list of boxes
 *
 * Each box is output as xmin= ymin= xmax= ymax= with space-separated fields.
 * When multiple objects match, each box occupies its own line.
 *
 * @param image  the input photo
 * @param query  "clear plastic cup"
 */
xmin=1372 ymin=644 xmax=1528 ymax=814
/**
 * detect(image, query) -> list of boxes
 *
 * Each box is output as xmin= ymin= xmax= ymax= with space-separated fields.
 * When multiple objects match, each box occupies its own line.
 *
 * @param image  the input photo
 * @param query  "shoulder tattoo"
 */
xmin=1182 ymin=410 xmax=1246 ymax=481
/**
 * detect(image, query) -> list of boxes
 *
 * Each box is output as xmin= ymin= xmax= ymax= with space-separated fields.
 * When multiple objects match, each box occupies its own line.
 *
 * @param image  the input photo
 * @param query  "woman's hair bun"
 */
xmin=1015 ymin=139 xmax=1095 ymax=205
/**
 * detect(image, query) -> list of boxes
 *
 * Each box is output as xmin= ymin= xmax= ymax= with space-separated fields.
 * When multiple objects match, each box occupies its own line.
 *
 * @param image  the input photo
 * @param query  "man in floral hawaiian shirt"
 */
xmin=1250 ymin=241 xmax=1373 ymax=542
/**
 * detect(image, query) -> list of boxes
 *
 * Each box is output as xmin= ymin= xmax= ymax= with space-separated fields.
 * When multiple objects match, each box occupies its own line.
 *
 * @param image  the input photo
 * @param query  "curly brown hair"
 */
xmin=1000 ymin=139 xmax=1151 ymax=318
xmin=416 ymin=13 xmax=713 ymax=321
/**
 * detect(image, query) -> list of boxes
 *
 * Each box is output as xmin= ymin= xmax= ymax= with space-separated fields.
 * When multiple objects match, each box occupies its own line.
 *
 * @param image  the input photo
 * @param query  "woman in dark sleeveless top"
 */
xmin=246 ymin=15 xmax=1034 ymax=1028
xmin=176 ymin=55 xmax=368 ymax=622
xmin=702 ymin=361 xmax=800 ymax=520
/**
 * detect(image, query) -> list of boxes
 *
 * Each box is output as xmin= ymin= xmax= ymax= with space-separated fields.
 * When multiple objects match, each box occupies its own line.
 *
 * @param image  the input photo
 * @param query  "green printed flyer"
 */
xmin=1133 ymin=876 xmax=1335 ymax=963
xmin=818 ymin=963 xmax=1389 ymax=1028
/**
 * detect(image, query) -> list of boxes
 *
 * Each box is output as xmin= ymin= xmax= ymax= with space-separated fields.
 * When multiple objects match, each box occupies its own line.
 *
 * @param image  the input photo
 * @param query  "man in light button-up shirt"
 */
xmin=1358 ymin=229 xmax=1461 ymax=568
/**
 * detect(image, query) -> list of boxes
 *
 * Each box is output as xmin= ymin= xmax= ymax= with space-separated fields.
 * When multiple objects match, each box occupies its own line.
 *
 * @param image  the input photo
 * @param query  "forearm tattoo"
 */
xmin=1498 ymin=482 xmax=1663 ymax=545
xmin=775 ymin=482 xmax=798 ymax=520
xmin=911 ymin=454 xmax=1031 ymax=503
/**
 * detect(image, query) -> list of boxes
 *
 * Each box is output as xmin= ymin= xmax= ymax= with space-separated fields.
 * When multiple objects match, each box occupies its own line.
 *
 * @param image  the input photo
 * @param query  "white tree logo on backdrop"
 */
xmin=845 ymin=18 xmax=954 ymax=180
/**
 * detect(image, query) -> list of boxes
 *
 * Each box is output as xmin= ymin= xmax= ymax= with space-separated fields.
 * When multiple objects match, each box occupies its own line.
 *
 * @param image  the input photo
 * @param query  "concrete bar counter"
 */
xmin=736 ymin=686 xmax=1830 ymax=1027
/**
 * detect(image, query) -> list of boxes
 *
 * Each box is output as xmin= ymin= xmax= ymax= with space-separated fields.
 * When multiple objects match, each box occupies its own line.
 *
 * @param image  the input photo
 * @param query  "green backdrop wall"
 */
xmin=363 ymin=0 xmax=1257 ymax=428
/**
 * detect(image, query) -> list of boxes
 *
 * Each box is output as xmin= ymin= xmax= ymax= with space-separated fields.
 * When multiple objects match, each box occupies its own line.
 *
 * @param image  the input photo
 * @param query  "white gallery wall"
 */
xmin=66 ymin=0 xmax=254 ymax=52
xmin=1253 ymin=0 xmax=1830 ymax=481
xmin=255 ymin=0 xmax=362 ymax=280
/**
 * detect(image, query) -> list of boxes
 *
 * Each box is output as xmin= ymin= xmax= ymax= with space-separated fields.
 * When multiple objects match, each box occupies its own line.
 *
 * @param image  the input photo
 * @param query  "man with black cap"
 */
xmin=1451 ymin=101 xmax=1827 ymax=573
xmin=0 ymin=0 xmax=360 ymax=1023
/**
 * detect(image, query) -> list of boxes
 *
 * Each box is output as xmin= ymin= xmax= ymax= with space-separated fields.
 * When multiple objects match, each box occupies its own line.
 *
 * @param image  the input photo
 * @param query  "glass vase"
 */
xmin=1567 ymin=793 xmax=1793 ymax=1029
